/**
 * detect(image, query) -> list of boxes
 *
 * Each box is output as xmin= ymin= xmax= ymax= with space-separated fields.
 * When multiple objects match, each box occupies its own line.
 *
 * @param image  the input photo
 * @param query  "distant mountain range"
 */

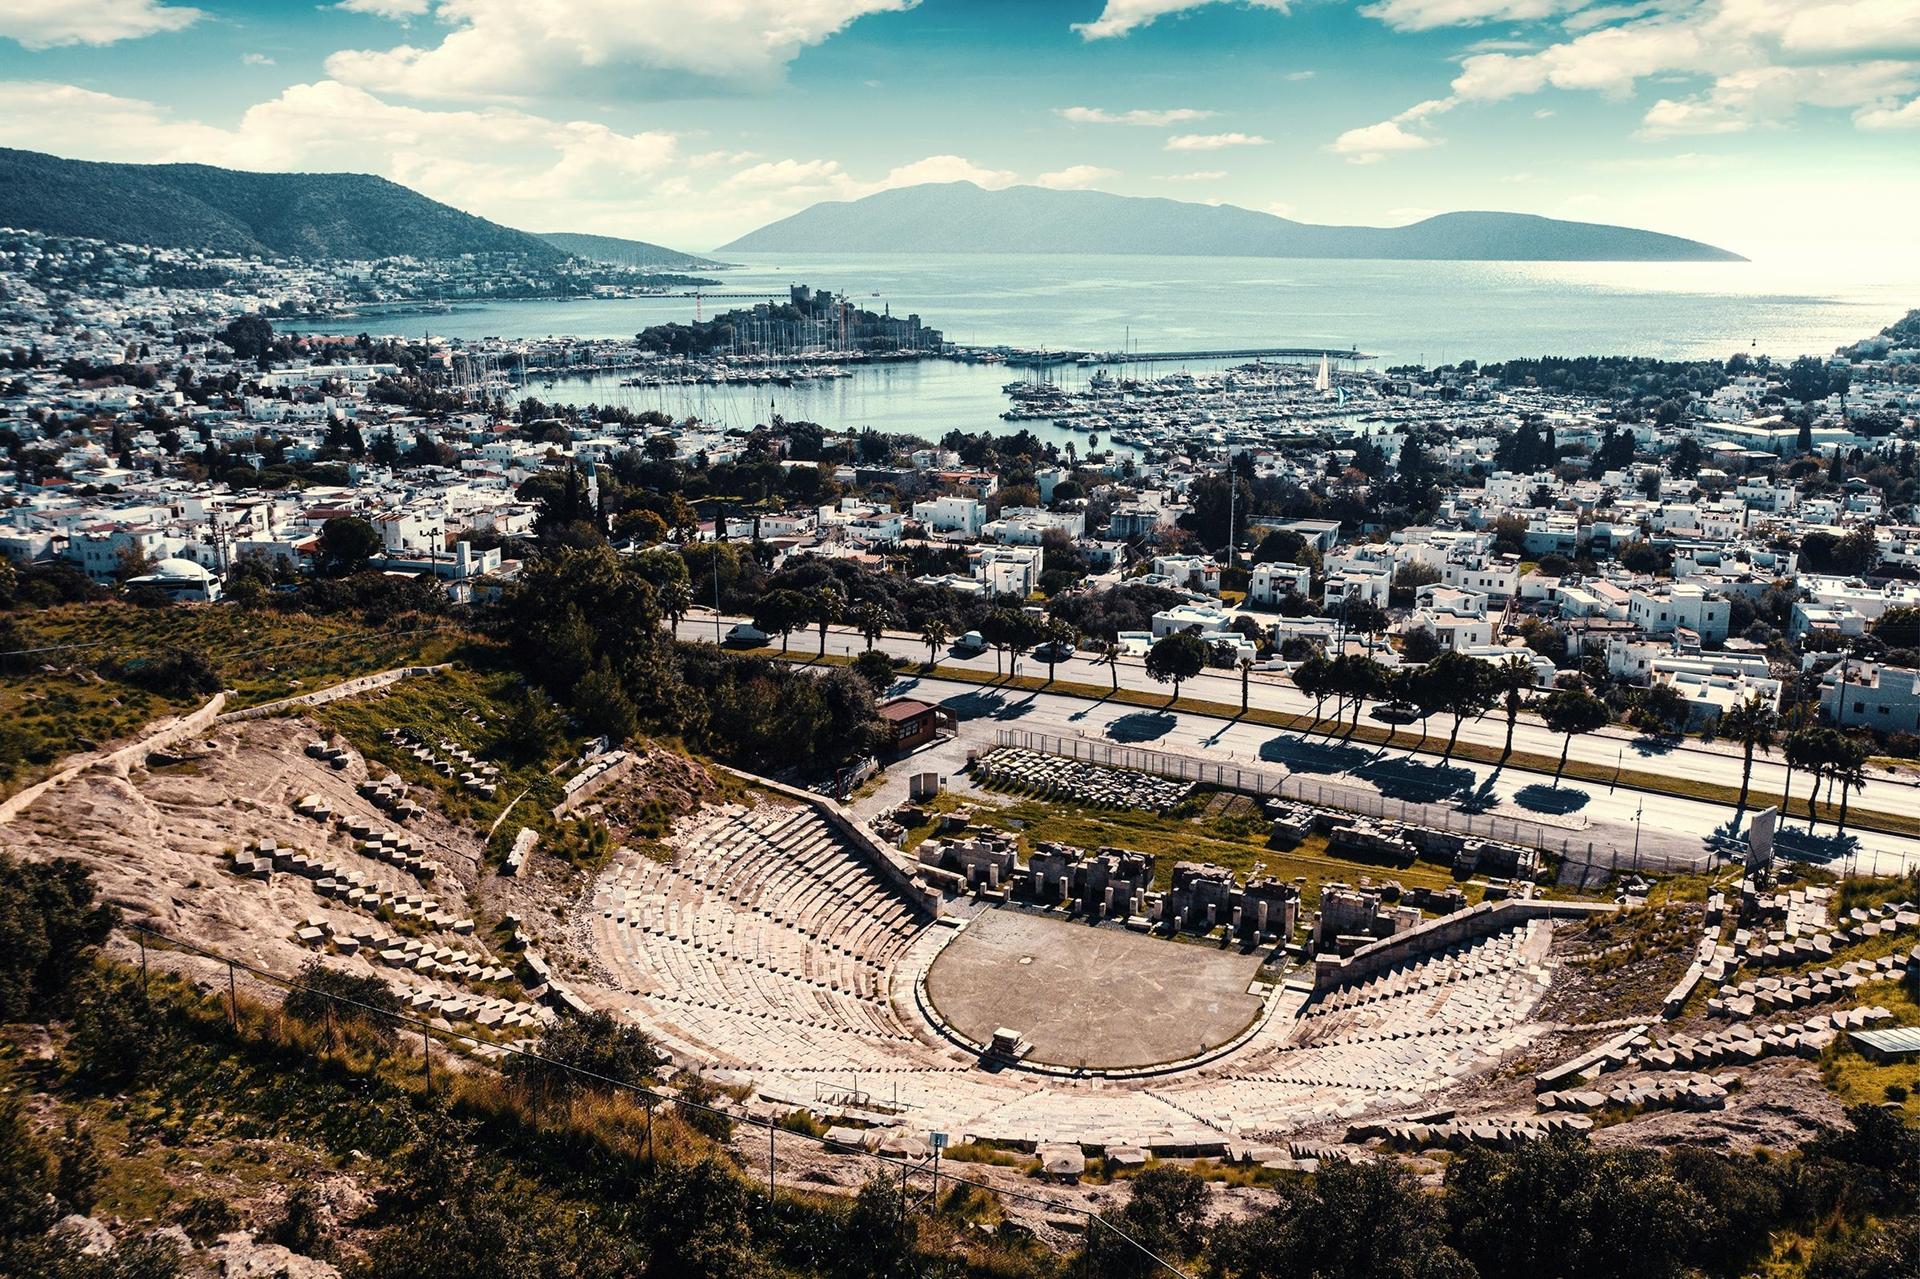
xmin=0 ymin=148 xmax=709 ymax=268
xmin=720 ymin=182 xmax=1744 ymax=262
xmin=535 ymin=231 xmax=721 ymax=271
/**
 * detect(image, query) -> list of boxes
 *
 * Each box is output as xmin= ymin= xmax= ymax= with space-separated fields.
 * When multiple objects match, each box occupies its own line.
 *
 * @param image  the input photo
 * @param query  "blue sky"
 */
xmin=0 ymin=0 xmax=1916 ymax=254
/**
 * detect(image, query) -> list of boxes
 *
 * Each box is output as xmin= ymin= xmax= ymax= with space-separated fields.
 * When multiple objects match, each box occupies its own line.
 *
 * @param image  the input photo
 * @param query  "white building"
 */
xmin=1822 ymin=662 xmax=1920 ymax=734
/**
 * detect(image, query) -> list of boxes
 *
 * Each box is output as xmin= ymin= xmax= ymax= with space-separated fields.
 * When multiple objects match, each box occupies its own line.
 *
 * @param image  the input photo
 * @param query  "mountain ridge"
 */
xmin=0 ymin=148 xmax=707 ymax=268
xmin=719 ymin=182 xmax=1744 ymax=262
xmin=534 ymin=231 xmax=723 ymax=271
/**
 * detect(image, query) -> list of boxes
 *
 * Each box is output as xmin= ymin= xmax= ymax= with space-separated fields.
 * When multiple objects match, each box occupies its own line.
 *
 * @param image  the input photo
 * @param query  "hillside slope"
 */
xmin=0 ymin=147 xmax=563 ymax=261
xmin=535 ymin=230 xmax=721 ymax=270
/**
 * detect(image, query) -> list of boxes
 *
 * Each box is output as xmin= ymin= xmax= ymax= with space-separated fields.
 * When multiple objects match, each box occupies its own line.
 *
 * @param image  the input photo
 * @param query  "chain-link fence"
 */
xmin=124 ymin=922 xmax=1191 ymax=1278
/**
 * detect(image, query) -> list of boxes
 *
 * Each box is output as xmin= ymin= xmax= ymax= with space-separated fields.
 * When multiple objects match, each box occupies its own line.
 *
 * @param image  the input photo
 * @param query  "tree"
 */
xmin=1208 ymin=1157 xmax=1471 ymax=1279
xmin=919 ymin=617 xmax=949 ymax=667
xmin=1338 ymin=596 xmax=1388 ymax=653
xmin=659 ymin=580 xmax=693 ymax=636
xmin=506 ymin=1010 xmax=664 ymax=1095
xmin=1783 ymin=725 xmax=1823 ymax=826
xmin=316 ymin=515 xmax=381 ymax=576
xmin=1540 ymin=687 xmax=1609 ymax=783
xmin=1097 ymin=638 xmax=1123 ymax=694
xmin=0 ymin=855 xmax=116 ymax=1021
xmin=1329 ymin=653 xmax=1388 ymax=733
xmin=1629 ymin=682 xmax=1692 ymax=736
xmin=1721 ymin=694 xmax=1778 ymax=815
xmin=753 ymin=588 xmax=809 ymax=653
xmin=1040 ymin=618 xmax=1076 ymax=684
xmin=1494 ymin=653 xmax=1536 ymax=761
xmin=811 ymin=585 xmax=843 ymax=657
xmin=980 ymin=606 xmax=1038 ymax=678
xmin=1293 ymin=651 xmax=1334 ymax=731
xmin=1871 ymin=605 xmax=1920 ymax=651
xmin=1830 ymin=738 xmax=1870 ymax=837
xmin=1238 ymin=654 xmax=1257 ymax=713
xmin=218 ymin=314 xmax=273 ymax=361
xmin=1423 ymin=651 xmax=1498 ymax=759
xmin=1146 ymin=631 xmax=1208 ymax=703
xmin=842 ymin=600 xmax=882 ymax=651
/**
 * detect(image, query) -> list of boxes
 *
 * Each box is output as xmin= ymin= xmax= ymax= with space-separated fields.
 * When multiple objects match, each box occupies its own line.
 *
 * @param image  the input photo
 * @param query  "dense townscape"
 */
xmin=6 ymin=226 xmax=1920 ymax=1279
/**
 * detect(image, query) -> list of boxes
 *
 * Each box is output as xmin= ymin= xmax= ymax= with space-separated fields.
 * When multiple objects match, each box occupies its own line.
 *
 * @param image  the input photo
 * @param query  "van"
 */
xmin=724 ymin=622 xmax=769 ymax=646
xmin=953 ymin=630 xmax=987 ymax=654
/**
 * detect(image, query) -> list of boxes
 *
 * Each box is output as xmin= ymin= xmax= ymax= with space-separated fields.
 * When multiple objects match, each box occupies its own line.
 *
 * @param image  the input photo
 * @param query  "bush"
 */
xmin=506 ymin=1011 xmax=664 ymax=1093
xmin=282 ymin=958 xmax=403 ymax=1047
xmin=0 ymin=854 xmax=117 ymax=1021
xmin=120 ymin=646 xmax=222 ymax=698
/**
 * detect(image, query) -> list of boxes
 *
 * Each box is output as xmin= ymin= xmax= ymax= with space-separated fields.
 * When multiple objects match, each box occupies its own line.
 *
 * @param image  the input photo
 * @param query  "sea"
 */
xmin=290 ymin=246 xmax=1920 ymax=443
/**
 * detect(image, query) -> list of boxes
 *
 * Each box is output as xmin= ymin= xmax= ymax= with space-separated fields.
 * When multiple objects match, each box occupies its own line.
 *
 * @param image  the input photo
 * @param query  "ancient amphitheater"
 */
xmin=586 ymin=793 xmax=1596 ymax=1152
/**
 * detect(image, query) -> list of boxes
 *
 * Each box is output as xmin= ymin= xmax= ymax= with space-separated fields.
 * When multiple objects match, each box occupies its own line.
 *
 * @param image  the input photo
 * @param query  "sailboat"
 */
xmin=1314 ymin=353 xmax=1332 ymax=394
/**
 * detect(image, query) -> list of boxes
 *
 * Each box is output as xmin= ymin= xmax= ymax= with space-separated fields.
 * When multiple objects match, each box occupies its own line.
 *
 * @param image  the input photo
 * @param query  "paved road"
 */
xmin=680 ymin=612 xmax=1917 ymax=817
xmin=679 ymin=612 xmax=1920 ymax=879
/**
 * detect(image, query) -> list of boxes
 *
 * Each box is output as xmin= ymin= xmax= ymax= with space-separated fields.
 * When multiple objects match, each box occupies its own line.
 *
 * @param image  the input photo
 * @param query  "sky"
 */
xmin=0 ymin=0 xmax=1916 ymax=256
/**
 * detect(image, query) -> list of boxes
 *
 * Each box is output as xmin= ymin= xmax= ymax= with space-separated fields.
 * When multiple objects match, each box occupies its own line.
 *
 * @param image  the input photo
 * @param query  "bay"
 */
xmin=291 ymin=247 xmax=1918 ymax=441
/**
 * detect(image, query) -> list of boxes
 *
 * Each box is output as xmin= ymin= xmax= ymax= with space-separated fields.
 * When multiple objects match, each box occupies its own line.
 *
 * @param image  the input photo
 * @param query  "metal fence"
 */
xmin=124 ymin=922 xmax=1190 ymax=1279
xmin=990 ymin=727 xmax=1715 ymax=876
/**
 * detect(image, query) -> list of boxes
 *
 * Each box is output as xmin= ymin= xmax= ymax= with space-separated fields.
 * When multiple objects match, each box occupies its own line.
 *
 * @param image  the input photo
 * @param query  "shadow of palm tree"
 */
xmin=1513 ymin=783 xmax=1591 ymax=815
xmin=1629 ymin=733 xmax=1681 ymax=757
xmin=1354 ymin=756 xmax=1478 ymax=803
xmin=940 ymin=691 xmax=1006 ymax=721
xmin=992 ymin=694 xmax=1039 ymax=721
xmin=1105 ymin=710 xmax=1178 ymax=743
xmin=1258 ymin=735 xmax=1373 ymax=774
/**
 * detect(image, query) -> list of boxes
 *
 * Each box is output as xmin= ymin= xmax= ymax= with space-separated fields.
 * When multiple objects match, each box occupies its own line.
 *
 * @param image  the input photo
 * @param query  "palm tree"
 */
xmin=851 ymin=601 xmax=886 ymax=650
xmin=1237 ymin=654 xmax=1256 ymax=714
xmin=1782 ymin=727 xmax=1824 ymax=830
xmin=1721 ymin=694 xmax=1778 ymax=816
xmin=1831 ymin=735 xmax=1870 ymax=838
xmin=1040 ymin=619 xmax=1077 ymax=684
xmin=1494 ymin=654 xmax=1535 ymax=762
xmin=812 ymin=586 xmax=843 ymax=658
xmin=1097 ymin=639 xmax=1122 ymax=694
xmin=919 ymin=618 xmax=949 ymax=668
xmin=660 ymin=580 xmax=693 ymax=637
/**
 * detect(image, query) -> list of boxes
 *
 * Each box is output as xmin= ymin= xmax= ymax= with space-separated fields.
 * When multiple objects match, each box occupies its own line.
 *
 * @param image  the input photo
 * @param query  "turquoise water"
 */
xmin=291 ymin=248 xmax=1917 ymax=438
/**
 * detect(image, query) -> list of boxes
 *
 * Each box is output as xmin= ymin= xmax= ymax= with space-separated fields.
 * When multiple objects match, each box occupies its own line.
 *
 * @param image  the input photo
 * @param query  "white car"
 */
xmin=724 ymin=622 xmax=769 ymax=646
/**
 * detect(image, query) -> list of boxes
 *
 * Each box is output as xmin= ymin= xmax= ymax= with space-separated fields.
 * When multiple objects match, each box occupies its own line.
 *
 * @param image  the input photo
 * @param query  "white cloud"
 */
xmin=1264 ymin=199 xmax=1297 ymax=216
xmin=1165 ymin=131 xmax=1270 ymax=150
xmin=1058 ymin=105 xmax=1215 ymax=126
xmin=0 ymin=0 xmax=199 ymax=48
xmin=330 ymin=0 xmax=429 ymax=17
xmin=1035 ymin=164 xmax=1118 ymax=189
xmin=1284 ymin=70 xmax=1315 ymax=81
xmin=324 ymin=0 xmax=917 ymax=99
xmin=242 ymin=52 xmax=275 ymax=66
xmin=1328 ymin=96 xmax=1453 ymax=162
xmin=1334 ymin=0 xmax=1920 ymax=155
xmin=1858 ymin=94 xmax=1920 ymax=127
xmin=1641 ymin=60 xmax=1920 ymax=136
xmin=1328 ymin=119 xmax=1438 ymax=162
xmin=1158 ymin=169 xmax=1227 ymax=180
xmin=876 ymin=154 xmax=1018 ymax=188
xmin=1358 ymin=0 xmax=1585 ymax=32
xmin=1072 ymin=0 xmax=1290 ymax=40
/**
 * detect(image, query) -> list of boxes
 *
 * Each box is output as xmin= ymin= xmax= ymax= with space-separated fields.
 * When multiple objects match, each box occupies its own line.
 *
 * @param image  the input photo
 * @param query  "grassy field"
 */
xmin=1 ymin=603 xmax=467 ymax=794
xmin=309 ymin=657 xmax=574 ymax=862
